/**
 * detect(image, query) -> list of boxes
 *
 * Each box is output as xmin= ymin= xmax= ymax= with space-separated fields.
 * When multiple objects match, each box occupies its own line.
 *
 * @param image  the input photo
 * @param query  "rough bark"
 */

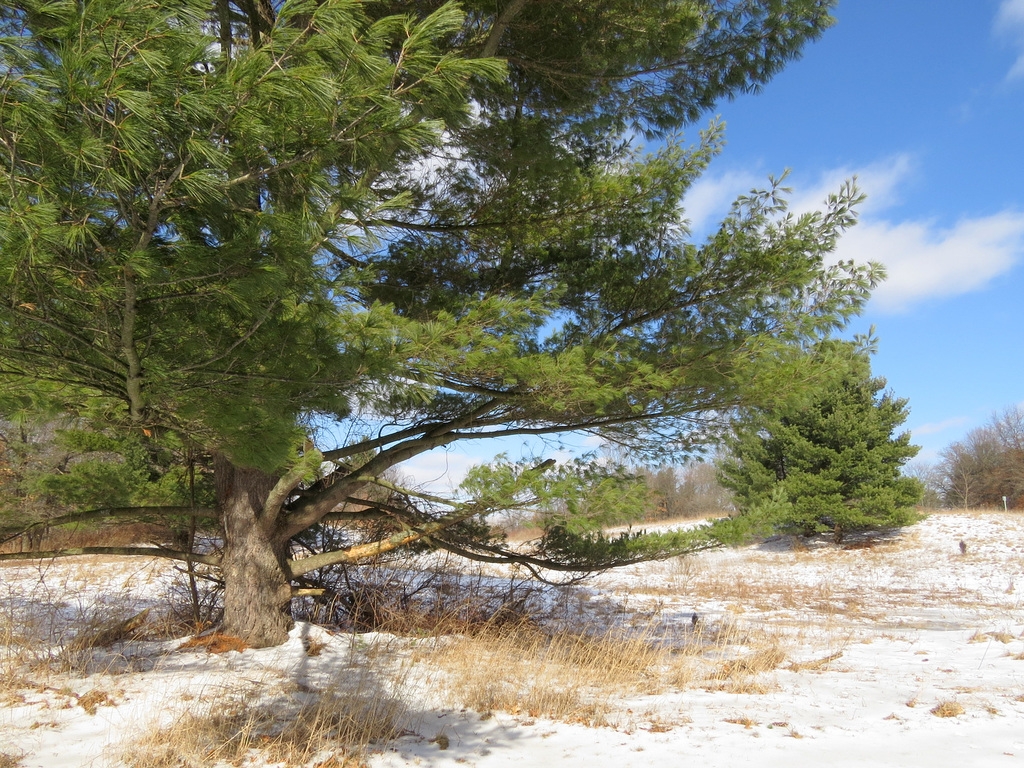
xmin=215 ymin=454 xmax=293 ymax=647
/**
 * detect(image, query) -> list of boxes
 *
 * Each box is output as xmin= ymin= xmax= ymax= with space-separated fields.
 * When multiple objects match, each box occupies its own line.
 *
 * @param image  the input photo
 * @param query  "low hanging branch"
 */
xmin=431 ymin=521 xmax=729 ymax=578
xmin=0 ymin=505 xmax=220 ymax=549
xmin=0 ymin=546 xmax=221 ymax=567
xmin=287 ymin=496 xmax=497 ymax=577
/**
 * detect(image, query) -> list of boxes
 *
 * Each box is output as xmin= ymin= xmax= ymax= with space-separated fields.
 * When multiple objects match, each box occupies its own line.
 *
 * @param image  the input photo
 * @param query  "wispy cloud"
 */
xmin=681 ymin=154 xmax=1024 ymax=313
xmin=788 ymin=154 xmax=914 ymax=216
xmin=682 ymin=155 xmax=913 ymax=235
xmin=681 ymin=168 xmax=762 ymax=234
xmin=911 ymin=416 xmax=971 ymax=437
xmin=995 ymin=0 xmax=1024 ymax=80
xmin=836 ymin=211 xmax=1024 ymax=313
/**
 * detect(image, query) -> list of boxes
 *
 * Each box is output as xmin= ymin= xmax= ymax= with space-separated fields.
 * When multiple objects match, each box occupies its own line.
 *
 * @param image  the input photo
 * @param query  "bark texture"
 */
xmin=215 ymin=454 xmax=293 ymax=647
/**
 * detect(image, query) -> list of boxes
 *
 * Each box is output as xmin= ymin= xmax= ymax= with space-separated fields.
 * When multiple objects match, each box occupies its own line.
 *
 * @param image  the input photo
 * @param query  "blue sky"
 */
xmin=401 ymin=0 xmax=1024 ymax=488
xmin=688 ymin=0 xmax=1024 ymax=464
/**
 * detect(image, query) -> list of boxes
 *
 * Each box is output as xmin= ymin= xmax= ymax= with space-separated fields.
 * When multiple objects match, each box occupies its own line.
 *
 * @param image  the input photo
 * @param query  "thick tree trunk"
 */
xmin=215 ymin=454 xmax=294 ymax=647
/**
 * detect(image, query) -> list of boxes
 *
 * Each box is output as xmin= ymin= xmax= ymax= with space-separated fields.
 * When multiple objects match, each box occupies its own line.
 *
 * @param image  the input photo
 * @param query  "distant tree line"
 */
xmin=934 ymin=406 xmax=1024 ymax=510
xmin=639 ymin=461 xmax=735 ymax=521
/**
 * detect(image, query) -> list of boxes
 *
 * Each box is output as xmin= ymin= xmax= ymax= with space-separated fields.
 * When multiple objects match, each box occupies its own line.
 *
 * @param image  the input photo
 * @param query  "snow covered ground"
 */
xmin=1 ymin=511 xmax=1023 ymax=768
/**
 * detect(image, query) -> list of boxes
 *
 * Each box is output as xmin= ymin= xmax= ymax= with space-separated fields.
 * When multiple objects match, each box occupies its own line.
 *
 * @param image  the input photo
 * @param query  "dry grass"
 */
xmin=77 ymin=687 xmax=122 ymax=715
xmin=930 ymin=700 xmax=965 ymax=718
xmin=0 ymin=558 xmax=195 ymax=706
xmin=633 ymin=509 xmax=1024 ymax=622
xmin=1 ymin=584 xmax=52 ymax=697
xmin=925 ymin=507 xmax=1013 ymax=517
xmin=0 ymin=557 xmax=413 ymax=767
xmin=428 ymin=625 xmax=672 ymax=725
xmin=636 ymin=560 xmax=874 ymax=620
xmin=412 ymin=509 xmax=1022 ymax=724
xmin=3 ymin=604 xmax=144 ymax=680
xmin=968 ymin=630 xmax=1016 ymax=644
xmin=121 ymin=680 xmax=404 ymax=768
xmin=3 ymin=507 xmax=1019 ymax=767
xmin=716 ymin=645 xmax=787 ymax=678
xmin=422 ymin=614 xmax=788 ymax=725
xmin=177 ymin=632 xmax=249 ymax=654
xmin=724 ymin=715 xmax=759 ymax=728
xmin=293 ymin=562 xmax=542 ymax=637
xmin=787 ymin=650 xmax=843 ymax=672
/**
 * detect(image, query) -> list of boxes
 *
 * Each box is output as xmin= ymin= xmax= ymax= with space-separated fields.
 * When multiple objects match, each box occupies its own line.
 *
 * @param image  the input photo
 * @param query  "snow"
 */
xmin=2 ymin=511 xmax=1023 ymax=767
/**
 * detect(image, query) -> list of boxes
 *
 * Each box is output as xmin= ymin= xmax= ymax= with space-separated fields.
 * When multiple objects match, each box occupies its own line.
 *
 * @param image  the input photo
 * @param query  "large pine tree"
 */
xmin=0 ymin=0 xmax=883 ymax=646
xmin=718 ymin=341 xmax=923 ymax=541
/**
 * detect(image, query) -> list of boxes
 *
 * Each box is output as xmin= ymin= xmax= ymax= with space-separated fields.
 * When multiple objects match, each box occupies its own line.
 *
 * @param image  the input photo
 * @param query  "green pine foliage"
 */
xmin=718 ymin=341 xmax=924 ymax=539
xmin=0 ymin=0 xmax=504 ymax=471
xmin=25 ymin=428 xmax=209 ymax=509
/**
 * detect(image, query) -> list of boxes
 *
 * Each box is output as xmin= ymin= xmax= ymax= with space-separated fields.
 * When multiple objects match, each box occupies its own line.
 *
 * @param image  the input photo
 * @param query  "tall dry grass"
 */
xmin=422 ymin=615 xmax=787 ymax=726
xmin=0 ymin=554 xmax=206 ymax=704
xmin=120 ymin=679 xmax=405 ymax=768
xmin=1 ymin=532 xmax=829 ymax=760
xmin=433 ymin=626 xmax=666 ymax=725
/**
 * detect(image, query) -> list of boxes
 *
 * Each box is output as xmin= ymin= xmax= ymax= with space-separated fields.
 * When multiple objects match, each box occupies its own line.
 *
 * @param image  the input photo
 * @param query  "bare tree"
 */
xmin=939 ymin=406 xmax=1024 ymax=509
xmin=641 ymin=461 xmax=734 ymax=520
xmin=903 ymin=460 xmax=944 ymax=508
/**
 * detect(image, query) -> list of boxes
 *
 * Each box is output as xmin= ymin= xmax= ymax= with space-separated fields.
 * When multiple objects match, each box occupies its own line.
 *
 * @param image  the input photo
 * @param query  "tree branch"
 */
xmin=0 ymin=505 xmax=219 ymax=548
xmin=480 ymin=0 xmax=528 ymax=58
xmin=0 ymin=546 xmax=221 ymax=567
xmin=287 ymin=499 xmax=491 ymax=577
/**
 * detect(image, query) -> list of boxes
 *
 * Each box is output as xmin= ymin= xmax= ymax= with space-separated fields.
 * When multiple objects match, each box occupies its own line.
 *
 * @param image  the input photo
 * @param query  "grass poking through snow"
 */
xmin=121 ymin=679 xmax=405 ymax=768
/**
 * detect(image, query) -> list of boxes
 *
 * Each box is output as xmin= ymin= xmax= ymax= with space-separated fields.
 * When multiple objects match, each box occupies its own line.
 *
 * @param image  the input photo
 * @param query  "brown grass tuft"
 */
xmin=930 ymin=700 xmax=965 ymax=718
xmin=724 ymin=715 xmax=758 ymax=728
xmin=121 ymin=682 xmax=403 ymax=768
xmin=969 ymin=630 xmax=1016 ymax=645
xmin=78 ymin=688 xmax=119 ymax=715
xmin=787 ymin=650 xmax=843 ymax=672
xmin=68 ymin=609 xmax=151 ymax=650
xmin=429 ymin=625 xmax=677 ymax=726
xmin=718 ymin=645 xmax=787 ymax=678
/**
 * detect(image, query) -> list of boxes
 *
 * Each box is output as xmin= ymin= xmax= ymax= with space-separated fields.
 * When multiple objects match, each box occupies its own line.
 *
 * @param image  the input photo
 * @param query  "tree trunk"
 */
xmin=215 ymin=454 xmax=294 ymax=648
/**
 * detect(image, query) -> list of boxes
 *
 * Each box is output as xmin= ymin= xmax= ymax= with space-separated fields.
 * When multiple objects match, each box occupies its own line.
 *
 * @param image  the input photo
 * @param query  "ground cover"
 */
xmin=1 ymin=511 xmax=1022 ymax=767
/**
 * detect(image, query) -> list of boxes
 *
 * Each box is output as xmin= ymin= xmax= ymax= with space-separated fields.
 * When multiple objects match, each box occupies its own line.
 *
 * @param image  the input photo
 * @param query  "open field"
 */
xmin=1 ymin=511 xmax=1022 ymax=768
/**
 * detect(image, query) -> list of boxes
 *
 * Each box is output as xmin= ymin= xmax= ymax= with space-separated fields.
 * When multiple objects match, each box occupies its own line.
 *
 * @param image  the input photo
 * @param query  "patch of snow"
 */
xmin=1 ymin=512 xmax=1022 ymax=767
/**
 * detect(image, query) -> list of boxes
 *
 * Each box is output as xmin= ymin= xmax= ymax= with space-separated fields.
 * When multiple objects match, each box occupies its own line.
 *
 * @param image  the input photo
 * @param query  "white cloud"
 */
xmin=396 ymin=449 xmax=483 ymax=494
xmin=683 ymin=153 xmax=1024 ymax=313
xmin=911 ymin=416 xmax=971 ymax=437
xmin=836 ymin=210 xmax=1024 ymax=313
xmin=995 ymin=0 xmax=1024 ymax=80
xmin=682 ymin=169 xmax=761 ymax=234
xmin=681 ymin=155 xmax=913 ymax=235
xmin=397 ymin=439 xmax=563 ymax=494
xmin=788 ymin=154 xmax=914 ymax=217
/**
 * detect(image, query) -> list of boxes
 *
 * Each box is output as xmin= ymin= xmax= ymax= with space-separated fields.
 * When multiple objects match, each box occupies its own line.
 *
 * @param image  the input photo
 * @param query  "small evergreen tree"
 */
xmin=718 ymin=341 xmax=923 ymax=541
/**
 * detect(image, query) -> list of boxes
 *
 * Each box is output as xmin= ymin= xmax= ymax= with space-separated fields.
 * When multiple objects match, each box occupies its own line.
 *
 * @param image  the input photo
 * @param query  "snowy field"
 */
xmin=1 ymin=511 xmax=1023 ymax=768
